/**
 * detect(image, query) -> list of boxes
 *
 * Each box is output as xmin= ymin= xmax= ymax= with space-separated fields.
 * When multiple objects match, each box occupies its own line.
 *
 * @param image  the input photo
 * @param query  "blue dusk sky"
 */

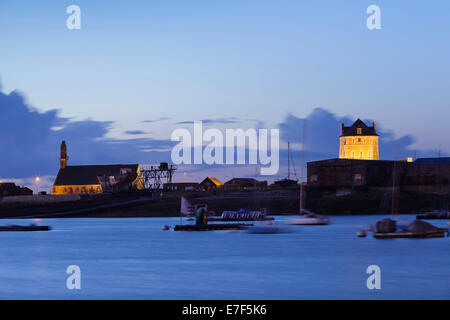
xmin=0 ymin=0 xmax=449 ymax=190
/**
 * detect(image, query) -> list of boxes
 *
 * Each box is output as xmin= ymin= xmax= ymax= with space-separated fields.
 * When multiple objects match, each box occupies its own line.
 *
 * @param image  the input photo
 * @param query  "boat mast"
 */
xmin=288 ymin=142 xmax=290 ymax=180
xmin=391 ymin=159 xmax=397 ymax=216
xmin=300 ymin=119 xmax=307 ymax=214
xmin=391 ymin=145 xmax=401 ymax=218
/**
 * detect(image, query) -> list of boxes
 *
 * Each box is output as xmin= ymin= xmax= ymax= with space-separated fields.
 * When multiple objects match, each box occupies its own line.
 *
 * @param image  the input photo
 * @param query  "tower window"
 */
xmin=357 ymin=128 xmax=362 ymax=135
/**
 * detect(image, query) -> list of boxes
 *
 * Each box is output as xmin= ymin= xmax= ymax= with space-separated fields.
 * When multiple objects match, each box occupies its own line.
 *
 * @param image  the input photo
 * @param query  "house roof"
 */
xmin=0 ymin=183 xmax=19 ymax=191
xmin=341 ymin=119 xmax=377 ymax=137
xmin=54 ymin=164 xmax=139 ymax=186
xmin=200 ymin=177 xmax=223 ymax=186
xmin=224 ymin=178 xmax=258 ymax=185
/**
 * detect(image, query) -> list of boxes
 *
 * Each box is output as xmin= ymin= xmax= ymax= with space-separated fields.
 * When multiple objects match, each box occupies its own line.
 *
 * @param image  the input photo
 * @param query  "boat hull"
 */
xmin=174 ymin=223 xmax=252 ymax=231
xmin=208 ymin=217 xmax=274 ymax=222
xmin=417 ymin=212 xmax=450 ymax=220
xmin=0 ymin=225 xmax=51 ymax=232
xmin=374 ymin=229 xmax=448 ymax=238
xmin=243 ymin=225 xmax=293 ymax=234
xmin=286 ymin=218 xmax=329 ymax=225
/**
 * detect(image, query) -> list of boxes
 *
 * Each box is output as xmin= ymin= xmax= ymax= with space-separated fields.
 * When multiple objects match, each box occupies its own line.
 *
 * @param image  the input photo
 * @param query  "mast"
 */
xmin=288 ymin=142 xmax=290 ymax=180
xmin=300 ymin=120 xmax=307 ymax=214
xmin=391 ymin=159 xmax=397 ymax=216
xmin=391 ymin=145 xmax=400 ymax=217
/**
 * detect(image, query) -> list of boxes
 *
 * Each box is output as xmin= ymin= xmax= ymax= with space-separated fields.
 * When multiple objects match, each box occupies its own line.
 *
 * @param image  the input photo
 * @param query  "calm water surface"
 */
xmin=0 ymin=214 xmax=448 ymax=299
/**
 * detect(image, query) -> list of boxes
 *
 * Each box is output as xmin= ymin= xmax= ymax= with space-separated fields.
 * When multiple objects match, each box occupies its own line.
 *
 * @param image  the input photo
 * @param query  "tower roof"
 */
xmin=340 ymin=119 xmax=378 ymax=137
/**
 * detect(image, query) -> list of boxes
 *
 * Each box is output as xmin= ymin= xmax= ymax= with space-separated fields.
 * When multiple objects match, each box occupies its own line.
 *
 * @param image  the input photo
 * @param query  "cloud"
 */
xmin=176 ymin=117 xmax=239 ymax=125
xmin=0 ymin=88 xmax=176 ymax=181
xmin=141 ymin=117 xmax=171 ymax=123
xmin=124 ymin=130 xmax=148 ymax=135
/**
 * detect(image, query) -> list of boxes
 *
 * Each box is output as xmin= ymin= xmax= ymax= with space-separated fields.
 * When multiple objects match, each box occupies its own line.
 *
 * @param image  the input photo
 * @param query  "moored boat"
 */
xmin=417 ymin=210 xmax=450 ymax=220
xmin=209 ymin=208 xmax=274 ymax=222
xmin=0 ymin=224 xmax=51 ymax=232
xmin=241 ymin=225 xmax=293 ymax=234
xmin=357 ymin=229 xmax=367 ymax=237
xmin=284 ymin=123 xmax=330 ymax=227
xmin=286 ymin=209 xmax=330 ymax=225
xmin=373 ymin=218 xmax=448 ymax=239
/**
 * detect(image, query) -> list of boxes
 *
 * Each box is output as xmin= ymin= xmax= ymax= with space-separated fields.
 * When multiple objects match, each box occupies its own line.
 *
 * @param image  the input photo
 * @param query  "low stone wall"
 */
xmin=0 ymin=194 xmax=81 ymax=204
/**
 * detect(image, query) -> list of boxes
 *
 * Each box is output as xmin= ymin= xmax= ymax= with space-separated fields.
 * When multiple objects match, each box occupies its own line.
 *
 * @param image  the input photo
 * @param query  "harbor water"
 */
xmin=0 ymin=214 xmax=449 ymax=299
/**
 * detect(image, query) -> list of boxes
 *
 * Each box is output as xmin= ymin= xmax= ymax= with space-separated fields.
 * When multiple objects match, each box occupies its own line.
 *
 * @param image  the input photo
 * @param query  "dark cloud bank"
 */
xmin=0 ymin=89 xmax=174 ymax=178
xmin=0 ymin=87 xmax=436 ymax=181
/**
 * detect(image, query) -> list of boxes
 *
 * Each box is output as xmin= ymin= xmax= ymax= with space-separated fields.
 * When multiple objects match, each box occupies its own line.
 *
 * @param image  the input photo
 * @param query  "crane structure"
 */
xmin=140 ymin=162 xmax=177 ymax=190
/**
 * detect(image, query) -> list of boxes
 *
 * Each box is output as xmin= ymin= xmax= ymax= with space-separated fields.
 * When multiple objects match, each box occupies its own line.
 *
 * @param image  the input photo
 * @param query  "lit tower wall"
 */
xmin=339 ymin=119 xmax=379 ymax=160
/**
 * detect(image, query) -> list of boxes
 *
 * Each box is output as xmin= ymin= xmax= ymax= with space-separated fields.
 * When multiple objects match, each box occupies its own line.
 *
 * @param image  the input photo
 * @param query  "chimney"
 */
xmin=340 ymin=123 xmax=344 ymax=135
xmin=373 ymin=122 xmax=377 ymax=133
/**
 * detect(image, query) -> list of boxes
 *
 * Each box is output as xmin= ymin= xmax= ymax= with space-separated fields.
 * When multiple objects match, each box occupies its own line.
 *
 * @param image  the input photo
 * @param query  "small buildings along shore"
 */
xmin=164 ymin=177 xmax=268 ymax=193
xmin=0 ymin=183 xmax=32 ymax=197
xmin=223 ymin=178 xmax=267 ymax=191
xmin=200 ymin=177 xmax=223 ymax=190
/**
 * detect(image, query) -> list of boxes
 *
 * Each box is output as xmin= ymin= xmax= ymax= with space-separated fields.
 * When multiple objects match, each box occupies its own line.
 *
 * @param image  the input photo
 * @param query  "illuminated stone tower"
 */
xmin=339 ymin=119 xmax=379 ymax=160
xmin=60 ymin=140 xmax=69 ymax=169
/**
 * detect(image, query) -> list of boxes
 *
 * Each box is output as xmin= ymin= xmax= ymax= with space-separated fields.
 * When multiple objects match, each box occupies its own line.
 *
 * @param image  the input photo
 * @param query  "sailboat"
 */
xmin=286 ymin=120 xmax=330 ymax=226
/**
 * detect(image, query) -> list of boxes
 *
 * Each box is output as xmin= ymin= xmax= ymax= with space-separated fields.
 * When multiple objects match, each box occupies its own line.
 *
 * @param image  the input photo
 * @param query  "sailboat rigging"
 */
xmin=287 ymin=119 xmax=330 ymax=225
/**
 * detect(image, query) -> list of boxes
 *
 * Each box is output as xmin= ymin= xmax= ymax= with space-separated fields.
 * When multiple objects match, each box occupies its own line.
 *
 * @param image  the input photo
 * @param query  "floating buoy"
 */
xmin=162 ymin=225 xmax=170 ymax=231
xmin=357 ymin=230 xmax=367 ymax=237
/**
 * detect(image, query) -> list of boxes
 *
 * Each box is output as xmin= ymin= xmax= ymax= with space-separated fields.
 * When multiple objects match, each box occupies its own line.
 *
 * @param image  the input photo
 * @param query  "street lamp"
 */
xmin=35 ymin=177 xmax=40 ymax=195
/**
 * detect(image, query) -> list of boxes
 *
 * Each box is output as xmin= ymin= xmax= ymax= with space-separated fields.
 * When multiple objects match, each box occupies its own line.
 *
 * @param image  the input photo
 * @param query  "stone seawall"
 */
xmin=0 ymin=194 xmax=81 ymax=204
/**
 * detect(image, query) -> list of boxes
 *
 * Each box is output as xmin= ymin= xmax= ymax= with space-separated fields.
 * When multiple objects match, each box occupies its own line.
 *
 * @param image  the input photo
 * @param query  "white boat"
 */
xmin=286 ymin=209 xmax=330 ymax=225
xmin=357 ymin=229 xmax=367 ymax=237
